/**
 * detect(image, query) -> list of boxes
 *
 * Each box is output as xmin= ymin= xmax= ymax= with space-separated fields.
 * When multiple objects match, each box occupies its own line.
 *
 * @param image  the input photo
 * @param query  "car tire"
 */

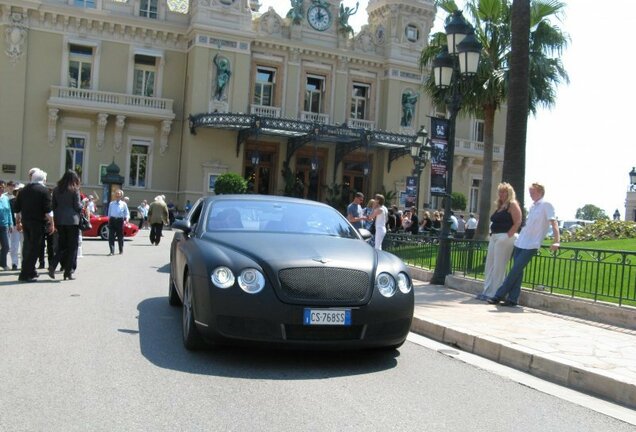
xmin=182 ymin=274 xmax=204 ymax=350
xmin=99 ymin=224 xmax=109 ymax=241
xmin=168 ymin=273 xmax=181 ymax=306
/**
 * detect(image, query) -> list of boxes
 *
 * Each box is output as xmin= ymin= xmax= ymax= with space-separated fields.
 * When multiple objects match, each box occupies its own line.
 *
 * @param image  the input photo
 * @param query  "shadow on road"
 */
xmin=137 ymin=297 xmax=400 ymax=379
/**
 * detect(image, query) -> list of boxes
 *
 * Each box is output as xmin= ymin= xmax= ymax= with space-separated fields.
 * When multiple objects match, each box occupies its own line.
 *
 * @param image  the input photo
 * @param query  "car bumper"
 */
xmin=191 ymin=274 xmax=414 ymax=349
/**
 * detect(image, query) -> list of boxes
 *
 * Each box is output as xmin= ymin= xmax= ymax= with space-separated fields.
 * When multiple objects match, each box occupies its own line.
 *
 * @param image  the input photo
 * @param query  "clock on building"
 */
xmin=307 ymin=1 xmax=332 ymax=31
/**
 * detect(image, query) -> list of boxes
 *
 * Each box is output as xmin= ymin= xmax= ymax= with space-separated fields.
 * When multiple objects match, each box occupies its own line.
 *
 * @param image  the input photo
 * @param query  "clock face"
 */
xmin=307 ymin=5 xmax=332 ymax=31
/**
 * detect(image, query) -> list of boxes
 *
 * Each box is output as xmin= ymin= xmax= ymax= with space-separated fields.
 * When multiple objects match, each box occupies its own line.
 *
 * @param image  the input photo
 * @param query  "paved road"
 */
xmin=0 ymin=230 xmax=632 ymax=431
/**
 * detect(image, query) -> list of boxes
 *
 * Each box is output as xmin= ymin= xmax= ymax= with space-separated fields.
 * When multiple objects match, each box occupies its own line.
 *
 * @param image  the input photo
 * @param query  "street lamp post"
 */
xmin=411 ymin=126 xmax=432 ymax=212
xmin=430 ymin=10 xmax=482 ymax=286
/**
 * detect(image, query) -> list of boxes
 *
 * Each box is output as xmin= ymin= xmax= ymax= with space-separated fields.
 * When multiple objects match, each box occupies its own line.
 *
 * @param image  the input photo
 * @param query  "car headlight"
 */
xmin=397 ymin=272 xmax=411 ymax=294
xmin=238 ymin=268 xmax=265 ymax=294
xmin=375 ymin=272 xmax=396 ymax=297
xmin=211 ymin=266 xmax=235 ymax=289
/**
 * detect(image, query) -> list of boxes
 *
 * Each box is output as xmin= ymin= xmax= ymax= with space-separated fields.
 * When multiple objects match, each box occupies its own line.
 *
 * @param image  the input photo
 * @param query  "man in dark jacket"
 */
xmin=14 ymin=169 xmax=54 ymax=282
xmin=408 ymin=206 xmax=419 ymax=234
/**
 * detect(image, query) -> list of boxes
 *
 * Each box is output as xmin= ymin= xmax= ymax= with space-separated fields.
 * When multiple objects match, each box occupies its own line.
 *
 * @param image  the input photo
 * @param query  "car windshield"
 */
xmin=205 ymin=200 xmax=359 ymax=239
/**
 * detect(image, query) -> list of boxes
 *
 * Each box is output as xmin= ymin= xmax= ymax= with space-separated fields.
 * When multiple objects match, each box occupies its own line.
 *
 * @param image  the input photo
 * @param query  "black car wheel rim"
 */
xmin=183 ymin=278 xmax=193 ymax=336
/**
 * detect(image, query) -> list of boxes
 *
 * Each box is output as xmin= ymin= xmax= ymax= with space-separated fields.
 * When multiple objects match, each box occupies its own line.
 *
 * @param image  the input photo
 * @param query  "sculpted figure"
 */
xmin=214 ymin=54 xmax=231 ymax=101
xmin=339 ymin=1 xmax=359 ymax=35
xmin=401 ymin=90 xmax=419 ymax=127
xmin=286 ymin=0 xmax=304 ymax=25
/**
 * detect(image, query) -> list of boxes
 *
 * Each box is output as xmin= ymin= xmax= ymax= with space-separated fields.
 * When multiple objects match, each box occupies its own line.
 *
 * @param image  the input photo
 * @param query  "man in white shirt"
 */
xmin=465 ymin=213 xmax=478 ymax=239
xmin=107 ymin=189 xmax=130 ymax=255
xmin=488 ymin=182 xmax=560 ymax=307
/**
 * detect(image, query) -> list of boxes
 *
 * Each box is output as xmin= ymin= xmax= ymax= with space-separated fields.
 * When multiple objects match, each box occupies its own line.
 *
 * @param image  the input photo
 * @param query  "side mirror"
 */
xmin=172 ymin=218 xmax=191 ymax=235
xmin=358 ymin=228 xmax=372 ymax=240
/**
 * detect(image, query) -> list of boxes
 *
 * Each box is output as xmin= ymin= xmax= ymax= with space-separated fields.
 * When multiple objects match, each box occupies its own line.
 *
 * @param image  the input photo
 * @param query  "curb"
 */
xmin=410 ymin=314 xmax=636 ymax=409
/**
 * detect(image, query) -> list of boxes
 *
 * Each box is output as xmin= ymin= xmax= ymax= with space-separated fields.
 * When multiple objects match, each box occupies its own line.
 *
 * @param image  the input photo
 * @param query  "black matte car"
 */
xmin=169 ymin=195 xmax=414 ymax=350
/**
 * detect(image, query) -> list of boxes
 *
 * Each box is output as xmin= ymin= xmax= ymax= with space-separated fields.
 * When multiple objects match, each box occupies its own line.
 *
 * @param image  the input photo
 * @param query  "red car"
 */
xmin=82 ymin=214 xmax=140 ymax=240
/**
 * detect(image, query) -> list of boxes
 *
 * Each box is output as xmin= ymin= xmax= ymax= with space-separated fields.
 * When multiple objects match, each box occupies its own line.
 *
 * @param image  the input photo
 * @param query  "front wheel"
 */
xmin=99 ymin=224 xmax=109 ymax=241
xmin=182 ymin=274 xmax=204 ymax=350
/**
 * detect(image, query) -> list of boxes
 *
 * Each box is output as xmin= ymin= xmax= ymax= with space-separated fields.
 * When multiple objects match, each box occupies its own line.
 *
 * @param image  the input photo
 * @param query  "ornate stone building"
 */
xmin=0 ymin=0 xmax=505 ymax=212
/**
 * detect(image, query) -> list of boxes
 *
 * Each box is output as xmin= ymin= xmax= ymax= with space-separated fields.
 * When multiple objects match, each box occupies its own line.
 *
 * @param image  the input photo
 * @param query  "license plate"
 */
xmin=303 ymin=309 xmax=351 ymax=326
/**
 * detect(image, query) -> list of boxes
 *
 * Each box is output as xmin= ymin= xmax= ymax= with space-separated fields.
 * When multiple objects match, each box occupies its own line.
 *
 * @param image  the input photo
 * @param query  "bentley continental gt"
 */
xmin=169 ymin=195 xmax=414 ymax=350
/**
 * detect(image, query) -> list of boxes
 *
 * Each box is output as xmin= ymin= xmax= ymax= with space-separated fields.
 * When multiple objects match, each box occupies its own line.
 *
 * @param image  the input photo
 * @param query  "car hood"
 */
xmin=201 ymin=232 xmax=376 ymax=273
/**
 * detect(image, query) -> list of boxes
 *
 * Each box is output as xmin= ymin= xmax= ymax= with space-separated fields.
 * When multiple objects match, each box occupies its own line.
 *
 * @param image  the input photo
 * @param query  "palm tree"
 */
xmin=503 ymin=0 xmax=531 ymax=211
xmin=420 ymin=0 xmax=568 ymax=239
xmin=504 ymin=0 xmax=569 ymax=211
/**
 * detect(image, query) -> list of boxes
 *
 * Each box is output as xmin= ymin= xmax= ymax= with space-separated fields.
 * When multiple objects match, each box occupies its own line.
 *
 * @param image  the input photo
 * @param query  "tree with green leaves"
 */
xmin=575 ymin=204 xmax=609 ymax=221
xmin=419 ymin=0 xmax=569 ymax=240
xmin=214 ymin=173 xmax=247 ymax=194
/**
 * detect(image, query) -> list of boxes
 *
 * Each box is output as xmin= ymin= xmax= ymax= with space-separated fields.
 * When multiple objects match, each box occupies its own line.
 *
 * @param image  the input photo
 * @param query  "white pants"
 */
xmin=482 ymin=232 xmax=517 ymax=298
xmin=374 ymin=226 xmax=387 ymax=250
xmin=9 ymin=229 xmax=22 ymax=267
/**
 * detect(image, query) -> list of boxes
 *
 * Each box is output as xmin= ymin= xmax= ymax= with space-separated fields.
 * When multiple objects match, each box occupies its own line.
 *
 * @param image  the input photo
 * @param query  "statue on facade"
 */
xmin=338 ymin=2 xmax=359 ymax=35
xmin=400 ymin=90 xmax=419 ymax=127
xmin=213 ymin=54 xmax=231 ymax=101
xmin=286 ymin=0 xmax=304 ymax=25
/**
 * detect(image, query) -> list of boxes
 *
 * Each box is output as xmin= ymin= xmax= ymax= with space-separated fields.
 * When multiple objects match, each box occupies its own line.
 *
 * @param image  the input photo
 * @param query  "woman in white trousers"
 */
xmin=478 ymin=183 xmax=522 ymax=300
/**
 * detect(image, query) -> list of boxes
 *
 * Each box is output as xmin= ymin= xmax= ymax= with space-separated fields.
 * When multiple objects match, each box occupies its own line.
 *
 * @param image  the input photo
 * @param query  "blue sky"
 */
xmin=259 ymin=0 xmax=635 ymax=219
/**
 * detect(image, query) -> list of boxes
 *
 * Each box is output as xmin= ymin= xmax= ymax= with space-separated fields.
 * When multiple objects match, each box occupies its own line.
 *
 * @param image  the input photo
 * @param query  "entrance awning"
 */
xmin=189 ymin=112 xmax=417 ymax=175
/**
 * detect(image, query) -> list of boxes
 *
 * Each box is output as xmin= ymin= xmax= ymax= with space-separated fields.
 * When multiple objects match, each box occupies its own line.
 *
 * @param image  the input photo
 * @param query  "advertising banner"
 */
xmin=405 ymin=176 xmax=417 ymax=209
xmin=430 ymin=117 xmax=450 ymax=196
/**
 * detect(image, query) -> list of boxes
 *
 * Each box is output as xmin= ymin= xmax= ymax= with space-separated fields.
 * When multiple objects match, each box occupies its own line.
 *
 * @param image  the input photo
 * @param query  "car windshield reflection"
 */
xmin=205 ymin=200 xmax=358 ymax=238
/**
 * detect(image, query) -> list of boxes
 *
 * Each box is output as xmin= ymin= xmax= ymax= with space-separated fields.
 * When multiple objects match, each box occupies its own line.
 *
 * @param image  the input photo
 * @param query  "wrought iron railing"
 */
xmin=385 ymin=234 xmax=636 ymax=307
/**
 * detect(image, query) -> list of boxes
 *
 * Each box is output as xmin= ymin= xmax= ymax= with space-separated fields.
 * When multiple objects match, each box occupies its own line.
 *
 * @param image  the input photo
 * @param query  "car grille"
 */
xmin=278 ymin=267 xmax=371 ymax=305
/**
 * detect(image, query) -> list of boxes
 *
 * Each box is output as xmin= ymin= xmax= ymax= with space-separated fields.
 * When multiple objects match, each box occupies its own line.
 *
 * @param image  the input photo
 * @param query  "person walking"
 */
xmin=0 ymin=180 xmax=15 ymax=271
xmin=148 ymin=195 xmax=169 ymax=245
xmin=14 ymin=169 xmax=54 ymax=282
xmin=465 ymin=213 xmax=478 ymax=239
xmin=49 ymin=170 xmax=82 ymax=280
xmin=137 ymin=199 xmax=149 ymax=229
xmin=456 ymin=214 xmax=466 ymax=238
xmin=346 ymin=192 xmax=365 ymax=230
xmin=7 ymin=182 xmax=23 ymax=270
xmin=107 ymin=189 xmax=130 ymax=255
xmin=488 ymin=182 xmax=560 ymax=307
xmin=477 ymin=183 xmax=522 ymax=301
xmin=368 ymin=194 xmax=388 ymax=250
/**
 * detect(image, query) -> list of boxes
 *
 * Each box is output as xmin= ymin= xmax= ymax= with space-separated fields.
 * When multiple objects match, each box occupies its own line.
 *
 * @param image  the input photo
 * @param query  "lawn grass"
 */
xmin=546 ymin=238 xmax=636 ymax=251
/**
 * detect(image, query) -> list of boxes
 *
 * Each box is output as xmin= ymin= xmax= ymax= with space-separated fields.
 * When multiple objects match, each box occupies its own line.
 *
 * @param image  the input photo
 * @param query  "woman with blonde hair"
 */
xmin=368 ymin=194 xmax=388 ymax=250
xmin=477 ymin=182 xmax=522 ymax=300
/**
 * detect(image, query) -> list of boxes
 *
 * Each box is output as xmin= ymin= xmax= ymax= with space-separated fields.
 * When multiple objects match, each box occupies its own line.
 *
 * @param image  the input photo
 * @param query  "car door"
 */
xmin=174 ymin=199 xmax=204 ymax=295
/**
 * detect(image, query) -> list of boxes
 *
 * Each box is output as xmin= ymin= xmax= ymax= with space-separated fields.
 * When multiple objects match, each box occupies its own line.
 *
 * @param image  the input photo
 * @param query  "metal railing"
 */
xmin=385 ymin=234 xmax=636 ymax=307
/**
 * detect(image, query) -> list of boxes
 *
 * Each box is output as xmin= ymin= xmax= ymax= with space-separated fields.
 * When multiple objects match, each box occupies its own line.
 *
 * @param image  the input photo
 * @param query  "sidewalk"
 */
xmin=410 ymin=280 xmax=636 ymax=410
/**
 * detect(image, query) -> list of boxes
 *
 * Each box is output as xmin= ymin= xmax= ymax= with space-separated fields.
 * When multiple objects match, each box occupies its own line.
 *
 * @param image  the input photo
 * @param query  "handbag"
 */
xmin=79 ymin=213 xmax=92 ymax=231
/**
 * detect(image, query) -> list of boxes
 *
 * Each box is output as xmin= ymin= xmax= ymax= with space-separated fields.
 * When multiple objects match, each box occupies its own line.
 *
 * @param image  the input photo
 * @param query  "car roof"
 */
xmin=203 ymin=194 xmax=333 ymax=209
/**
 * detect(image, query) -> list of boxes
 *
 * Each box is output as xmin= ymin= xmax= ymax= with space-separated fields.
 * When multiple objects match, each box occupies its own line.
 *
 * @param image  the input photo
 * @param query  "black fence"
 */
xmin=385 ymin=234 xmax=636 ymax=308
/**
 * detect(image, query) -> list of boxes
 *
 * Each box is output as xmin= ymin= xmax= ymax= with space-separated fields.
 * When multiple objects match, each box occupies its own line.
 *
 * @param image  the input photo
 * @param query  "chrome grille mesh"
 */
xmin=278 ymin=267 xmax=370 ymax=304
